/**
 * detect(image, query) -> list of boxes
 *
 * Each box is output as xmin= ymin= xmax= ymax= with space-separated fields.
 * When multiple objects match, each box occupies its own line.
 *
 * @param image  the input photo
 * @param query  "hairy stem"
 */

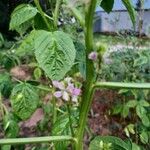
xmin=75 ymin=0 xmax=97 ymax=149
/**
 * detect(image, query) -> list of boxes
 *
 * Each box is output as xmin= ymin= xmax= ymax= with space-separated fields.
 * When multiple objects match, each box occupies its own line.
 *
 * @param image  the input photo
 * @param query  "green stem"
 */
xmin=67 ymin=103 xmax=74 ymax=137
xmin=52 ymin=98 xmax=57 ymax=124
xmin=34 ymin=0 xmax=52 ymax=31
xmin=53 ymin=0 xmax=61 ymax=29
xmin=35 ymin=85 xmax=52 ymax=92
xmin=93 ymin=82 xmax=150 ymax=89
xmin=0 ymin=136 xmax=75 ymax=145
xmin=75 ymin=0 xmax=97 ymax=149
xmin=0 ymin=93 xmax=4 ymax=118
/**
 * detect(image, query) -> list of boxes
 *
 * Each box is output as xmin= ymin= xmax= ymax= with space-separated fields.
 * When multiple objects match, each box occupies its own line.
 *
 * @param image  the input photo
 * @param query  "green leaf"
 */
xmin=131 ymin=143 xmax=141 ymax=150
xmin=15 ymin=20 xmax=33 ymax=35
xmin=52 ymin=110 xmax=78 ymax=150
xmin=138 ymin=100 xmax=149 ymax=107
xmin=134 ymin=55 xmax=148 ymax=67
xmin=100 ymin=0 xmax=114 ymax=13
xmin=112 ymin=104 xmax=122 ymax=115
xmin=0 ymin=73 xmax=12 ymax=98
xmin=89 ymin=136 xmax=131 ymax=150
xmin=122 ymin=0 xmax=136 ymax=27
xmin=35 ymin=30 xmax=76 ymax=80
xmin=125 ymin=124 xmax=135 ymax=136
xmin=10 ymin=83 xmax=39 ymax=120
xmin=136 ymin=105 xmax=146 ymax=118
xmin=34 ymin=67 xmax=42 ymax=80
xmin=126 ymin=100 xmax=137 ymax=108
xmin=1 ymin=145 xmax=11 ymax=150
xmin=74 ymin=41 xmax=86 ymax=79
xmin=141 ymin=115 xmax=150 ymax=127
xmin=9 ymin=4 xmax=38 ymax=31
xmin=3 ymin=114 xmax=19 ymax=138
xmin=140 ymin=131 xmax=149 ymax=144
xmin=122 ymin=105 xmax=129 ymax=118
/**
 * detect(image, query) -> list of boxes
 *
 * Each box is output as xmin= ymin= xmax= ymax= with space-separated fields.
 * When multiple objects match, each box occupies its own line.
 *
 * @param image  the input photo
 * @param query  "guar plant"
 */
xmin=0 ymin=0 xmax=150 ymax=150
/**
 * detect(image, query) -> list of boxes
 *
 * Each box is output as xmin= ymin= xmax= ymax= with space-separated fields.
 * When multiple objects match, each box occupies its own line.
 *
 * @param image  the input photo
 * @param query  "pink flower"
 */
xmin=52 ymin=80 xmax=65 ymax=90
xmin=88 ymin=51 xmax=98 ymax=61
xmin=67 ymin=84 xmax=81 ymax=96
xmin=54 ymin=91 xmax=62 ymax=98
xmin=72 ymin=88 xmax=81 ymax=96
xmin=52 ymin=78 xmax=81 ymax=103
xmin=67 ymin=83 xmax=74 ymax=93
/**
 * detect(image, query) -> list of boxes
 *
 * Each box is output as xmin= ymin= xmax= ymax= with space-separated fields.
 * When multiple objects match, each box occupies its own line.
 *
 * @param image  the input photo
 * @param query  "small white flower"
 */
xmin=72 ymin=96 xmax=78 ymax=103
xmin=62 ymin=91 xmax=69 ymax=101
xmin=64 ymin=77 xmax=72 ymax=83
xmin=71 ymin=17 xmax=76 ymax=23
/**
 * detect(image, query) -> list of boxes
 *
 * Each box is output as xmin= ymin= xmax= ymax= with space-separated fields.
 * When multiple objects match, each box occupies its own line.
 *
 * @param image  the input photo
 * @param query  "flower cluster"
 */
xmin=52 ymin=77 xmax=81 ymax=103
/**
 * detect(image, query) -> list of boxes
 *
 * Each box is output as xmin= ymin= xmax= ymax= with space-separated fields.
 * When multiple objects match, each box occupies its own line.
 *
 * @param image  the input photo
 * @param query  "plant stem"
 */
xmin=0 ymin=93 xmax=4 ymax=118
xmin=75 ymin=0 xmax=97 ymax=149
xmin=0 ymin=136 xmax=75 ymax=145
xmin=53 ymin=0 xmax=61 ymax=29
xmin=93 ymin=82 xmax=150 ymax=89
xmin=67 ymin=103 xmax=74 ymax=137
xmin=35 ymin=85 xmax=52 ymax=92
xmin=34 ymin=0 xmax=52 ymax=31
xmin=67 ymin=103 xmax=75 ymax=149
xmin=52 ymin=97 xmax=57 ymax=124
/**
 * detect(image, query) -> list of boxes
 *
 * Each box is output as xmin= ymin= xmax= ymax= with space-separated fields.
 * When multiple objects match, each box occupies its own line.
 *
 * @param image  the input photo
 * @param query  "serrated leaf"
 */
xmin=10 ymin=83 xmax=39 ymax=120
xmin=100 ymin=0 xmax=114 ymax=13
xmin=9 ymin=4 xmax=38 ymax=31
xmin=122 ymin=0 xmax=136 ymax=27
xmin=89 ymin=136 xmax=131 ymax=150
xmin=34 ymin=30 xmax=76 ymax=80
xmin=15 ymin=20 xmax=33 ymax=35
